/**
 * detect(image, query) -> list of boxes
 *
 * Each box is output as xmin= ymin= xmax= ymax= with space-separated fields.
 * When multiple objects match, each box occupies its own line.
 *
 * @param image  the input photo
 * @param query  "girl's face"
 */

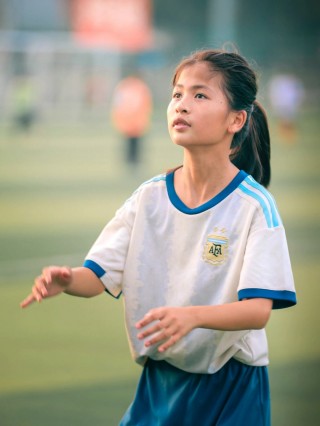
xmin=167 ymin=63 xmax=236 ymax=150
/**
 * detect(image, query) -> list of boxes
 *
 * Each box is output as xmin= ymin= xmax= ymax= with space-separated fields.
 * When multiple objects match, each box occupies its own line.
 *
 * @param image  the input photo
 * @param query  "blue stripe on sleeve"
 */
xmin=246 ymin=176 xmax=281 ymax=227
xmin=83 ymin=259 xmax=122 ymax=299
xmin=239 ymin=183 xmax=273 ymax=228
xmin=238 ymin=288 xmax=297 ymax=309
xmin=83 ymin=259 xmax=105 ymax=277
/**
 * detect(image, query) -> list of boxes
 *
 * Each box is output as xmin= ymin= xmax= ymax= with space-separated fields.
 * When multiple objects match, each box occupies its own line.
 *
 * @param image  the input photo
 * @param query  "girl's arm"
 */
xmin=20 ymin=266 xmax=105 ymax=308
xmin=136 ymin=298 xmax=273 ymax=352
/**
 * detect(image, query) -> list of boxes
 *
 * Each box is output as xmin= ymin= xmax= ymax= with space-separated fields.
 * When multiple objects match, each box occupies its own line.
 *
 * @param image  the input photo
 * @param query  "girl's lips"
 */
xmin=173 ymin=118 xmax=191 ymax=128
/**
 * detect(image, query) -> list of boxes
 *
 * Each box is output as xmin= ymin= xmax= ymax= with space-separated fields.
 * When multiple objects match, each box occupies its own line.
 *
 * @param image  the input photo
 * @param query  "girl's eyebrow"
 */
xmin=174 ymin=83 xmax=210 ymax=91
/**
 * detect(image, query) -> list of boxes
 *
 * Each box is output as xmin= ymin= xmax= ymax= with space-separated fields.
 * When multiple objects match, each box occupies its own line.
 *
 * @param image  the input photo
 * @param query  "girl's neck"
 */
xmin=174 ymin=150 xmax=239 ymax=209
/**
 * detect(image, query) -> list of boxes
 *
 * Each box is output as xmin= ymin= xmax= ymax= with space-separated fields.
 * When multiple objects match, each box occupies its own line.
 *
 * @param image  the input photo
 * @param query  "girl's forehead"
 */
xmin=175 ymin=62 xmax=221 ymax=86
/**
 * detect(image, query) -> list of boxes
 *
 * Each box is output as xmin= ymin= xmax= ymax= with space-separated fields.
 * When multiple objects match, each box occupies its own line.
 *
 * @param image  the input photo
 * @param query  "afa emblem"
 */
xmin=203 ymin=229 xmax=228 ymax=265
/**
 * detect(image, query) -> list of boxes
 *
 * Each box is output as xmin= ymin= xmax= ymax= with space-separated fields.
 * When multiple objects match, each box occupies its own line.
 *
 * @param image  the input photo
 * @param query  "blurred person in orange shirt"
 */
xmin=111 ymin=75 xmax=152 ymax=164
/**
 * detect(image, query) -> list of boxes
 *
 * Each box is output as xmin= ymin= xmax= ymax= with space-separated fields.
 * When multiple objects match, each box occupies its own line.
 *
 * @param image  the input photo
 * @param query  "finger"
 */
xmin=137 ymin=322 xmax=162 ymax=339
xmin=43 ymin=266 xmax=70 ymax=284
xmin=135 ymin=313 xmax=154 ymax=329
xmin=158 ymin=334 xmax=179 ymax=353
xmin=34 ymin=276 xmax=48 ymax=298
xmin=144 ymin=325 xmax=176 ymax=348
xmin=61 ymin=266 xmax=72 ymax=280
xmin=20 ymin=293 xmax=36 ymax=308
xmin=136 ymin=309 xmax=164 ymax=329
xmin=42 ymin=268 xmax=53 ymax=287
xmin=137 ymin=313 xmax=177 ymax=340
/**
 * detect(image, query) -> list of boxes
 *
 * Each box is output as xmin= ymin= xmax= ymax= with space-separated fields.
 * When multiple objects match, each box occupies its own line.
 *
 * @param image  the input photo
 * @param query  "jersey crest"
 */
xmin=203 ymin=229 xmax=228 ymax=265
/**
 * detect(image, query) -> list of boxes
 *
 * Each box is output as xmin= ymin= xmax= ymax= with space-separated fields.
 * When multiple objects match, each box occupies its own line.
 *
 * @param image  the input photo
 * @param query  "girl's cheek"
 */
xmin=167 ymin=103 xmax=174 ymax=118
xmin=168 ymin=98 xmax=176 ymax=110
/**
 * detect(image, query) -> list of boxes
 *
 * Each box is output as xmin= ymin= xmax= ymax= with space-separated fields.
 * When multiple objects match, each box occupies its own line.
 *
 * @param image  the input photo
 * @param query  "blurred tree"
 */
xmin=153 ymin=0 xmax=319 ymax=69
xmin=153 ymin=0 xmax=207 ymax=54
xmin=237 ymin=0 xmax=320 ymax=67
xmin=0 ymin=0 xmax=69 ymax=31
xmin=0 ymin=0 xmax=318 ymax=68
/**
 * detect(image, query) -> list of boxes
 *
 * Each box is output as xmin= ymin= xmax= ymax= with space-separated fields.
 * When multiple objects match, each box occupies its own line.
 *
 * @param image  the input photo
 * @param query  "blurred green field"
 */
xmin=0 ymin=112 xmax=319 ymax=425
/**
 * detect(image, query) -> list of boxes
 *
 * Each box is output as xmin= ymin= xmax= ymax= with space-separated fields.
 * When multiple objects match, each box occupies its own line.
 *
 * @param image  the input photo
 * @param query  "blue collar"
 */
xmin=166 ymin=169 xmax=248 ymax=215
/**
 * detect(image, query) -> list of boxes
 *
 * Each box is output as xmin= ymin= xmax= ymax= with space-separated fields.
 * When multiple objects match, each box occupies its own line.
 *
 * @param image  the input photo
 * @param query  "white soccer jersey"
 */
xmin=84 ymin=170 xmax=296 ymax=374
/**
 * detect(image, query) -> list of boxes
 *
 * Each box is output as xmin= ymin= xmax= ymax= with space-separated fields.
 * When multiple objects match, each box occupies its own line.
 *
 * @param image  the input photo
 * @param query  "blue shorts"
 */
xmin=120 ymin=357 xmax=270 ymax=426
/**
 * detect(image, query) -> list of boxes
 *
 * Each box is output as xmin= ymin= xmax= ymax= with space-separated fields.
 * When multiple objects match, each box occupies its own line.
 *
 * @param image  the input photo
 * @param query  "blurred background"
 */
xmin=0 ymin=0 xmax=319 ymax=425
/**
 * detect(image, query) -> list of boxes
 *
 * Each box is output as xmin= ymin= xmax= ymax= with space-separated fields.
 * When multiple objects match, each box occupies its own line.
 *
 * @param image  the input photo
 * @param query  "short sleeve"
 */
xmin=83 ymin=202 xmax=133 ymax=298
xmin=237 ymin=226 xmax=296 ymax=309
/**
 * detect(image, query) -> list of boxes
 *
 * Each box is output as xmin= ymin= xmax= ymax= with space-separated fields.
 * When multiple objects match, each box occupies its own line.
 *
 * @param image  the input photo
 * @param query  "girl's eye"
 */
xmin=172 ymin=92 xmax=181 ymax=99
xmin=195 ymin=93 xmax=207 ymax=99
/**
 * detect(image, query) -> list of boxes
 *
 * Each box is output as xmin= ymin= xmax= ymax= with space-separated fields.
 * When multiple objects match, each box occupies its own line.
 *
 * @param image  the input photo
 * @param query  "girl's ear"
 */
xmin=228 ymin=110 xmax=247 ymax=134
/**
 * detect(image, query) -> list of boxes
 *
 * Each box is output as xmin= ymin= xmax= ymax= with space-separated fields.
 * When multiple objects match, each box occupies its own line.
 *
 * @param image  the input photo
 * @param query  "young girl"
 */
xmin=21 ymin=49 xmax=297 ymax=425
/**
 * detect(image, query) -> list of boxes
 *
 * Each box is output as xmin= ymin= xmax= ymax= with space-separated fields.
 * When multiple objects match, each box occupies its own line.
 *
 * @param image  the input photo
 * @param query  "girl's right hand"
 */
xmin=20 ymin=266 xmax=72 ymax=308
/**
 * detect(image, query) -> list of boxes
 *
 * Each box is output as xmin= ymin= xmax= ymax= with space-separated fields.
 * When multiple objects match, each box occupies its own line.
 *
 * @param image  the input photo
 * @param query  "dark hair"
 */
xmin=172 ymin=49 xmax=271 ymax=187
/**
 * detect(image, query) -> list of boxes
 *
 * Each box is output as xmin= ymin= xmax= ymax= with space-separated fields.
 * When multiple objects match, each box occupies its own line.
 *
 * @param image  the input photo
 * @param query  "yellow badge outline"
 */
xmin=203 ymin=230 xmax=228 ymax=265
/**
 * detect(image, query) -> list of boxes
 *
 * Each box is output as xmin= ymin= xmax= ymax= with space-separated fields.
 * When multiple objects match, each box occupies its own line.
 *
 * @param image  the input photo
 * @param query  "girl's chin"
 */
xmin=171 ymin=137 xmax=194 ymax=147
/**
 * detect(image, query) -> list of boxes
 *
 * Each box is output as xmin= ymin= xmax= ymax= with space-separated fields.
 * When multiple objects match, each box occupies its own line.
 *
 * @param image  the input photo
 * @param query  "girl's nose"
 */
xmin=175 ymin=99 xmax=189 ymax=113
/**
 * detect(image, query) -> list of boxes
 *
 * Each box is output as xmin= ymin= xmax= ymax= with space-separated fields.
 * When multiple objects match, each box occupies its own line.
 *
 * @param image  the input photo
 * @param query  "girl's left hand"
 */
xmin=136 ymin=306 xmax=195 ymax=352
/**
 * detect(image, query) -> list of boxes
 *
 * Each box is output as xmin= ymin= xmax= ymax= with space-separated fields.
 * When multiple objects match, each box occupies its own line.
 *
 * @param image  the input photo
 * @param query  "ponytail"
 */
xmin=230 ymin=101 xmax=271 ymax=188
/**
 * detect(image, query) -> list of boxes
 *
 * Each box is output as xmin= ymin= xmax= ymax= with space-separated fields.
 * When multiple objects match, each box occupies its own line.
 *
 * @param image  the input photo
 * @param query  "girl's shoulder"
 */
xmin=236 ymin=175 xmax=282 ymax=229
xmin=133 ymin=173 xmax=167 ymax=196
xmin=122 ymin=173 xmax=167 ymax=207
